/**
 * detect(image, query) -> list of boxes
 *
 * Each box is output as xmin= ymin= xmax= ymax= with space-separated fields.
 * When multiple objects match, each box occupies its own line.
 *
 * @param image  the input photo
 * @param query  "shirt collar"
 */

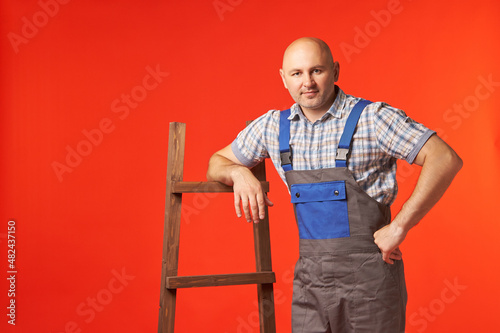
xmin=288 ymin=86 xmax=347 ymax=121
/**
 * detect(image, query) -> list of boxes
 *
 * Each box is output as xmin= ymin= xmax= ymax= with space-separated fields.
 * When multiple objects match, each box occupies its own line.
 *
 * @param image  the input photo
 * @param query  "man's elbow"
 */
xmin=206 ymin=154 xmax=218 ymax=181
xmin=453 ymin=153 xmax=463 ymax=173
xmin=444 ymin=148 xmax=463 ymax=175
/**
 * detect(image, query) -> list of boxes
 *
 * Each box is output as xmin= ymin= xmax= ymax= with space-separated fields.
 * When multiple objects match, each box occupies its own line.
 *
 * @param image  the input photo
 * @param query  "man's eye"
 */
xmin=292 ymin=72 xmax=300 ymax=76
xmin=313 ymin=69 xmax=321 ymax=74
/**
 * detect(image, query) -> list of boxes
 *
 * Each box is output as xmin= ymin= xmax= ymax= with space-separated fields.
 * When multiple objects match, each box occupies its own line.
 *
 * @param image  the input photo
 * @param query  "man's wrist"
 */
xmin=228 ymin=164 xmax=250 ymax=182
xmin=391 ymin=217 xmax=411 ymax=237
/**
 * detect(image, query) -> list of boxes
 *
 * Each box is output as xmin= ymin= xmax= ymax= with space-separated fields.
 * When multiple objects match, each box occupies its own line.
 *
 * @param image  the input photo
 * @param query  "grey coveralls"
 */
xmin=279 ymin=100 xmax=407 ymax=333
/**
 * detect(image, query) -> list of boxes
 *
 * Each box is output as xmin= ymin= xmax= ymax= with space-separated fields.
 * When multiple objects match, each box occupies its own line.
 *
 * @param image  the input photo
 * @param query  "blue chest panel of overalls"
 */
xmin=280 ymin=100 xmax=371 ymax=240
xmin=291 ymin=181 xmax=349 ymax=239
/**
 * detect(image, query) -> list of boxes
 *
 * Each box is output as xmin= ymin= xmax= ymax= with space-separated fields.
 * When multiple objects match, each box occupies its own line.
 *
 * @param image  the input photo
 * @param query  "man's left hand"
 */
xmin=374 ymin=222 xmax=407 ymax=264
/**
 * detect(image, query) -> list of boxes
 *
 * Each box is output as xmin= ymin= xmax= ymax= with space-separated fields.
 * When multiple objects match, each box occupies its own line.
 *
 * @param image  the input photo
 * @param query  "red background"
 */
xmin=1 ymin=0 xmax=499 ymax=332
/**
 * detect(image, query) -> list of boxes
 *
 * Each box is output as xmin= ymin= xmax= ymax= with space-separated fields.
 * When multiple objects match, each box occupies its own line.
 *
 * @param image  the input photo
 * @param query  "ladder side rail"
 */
xmin=158 ymin=122 xmax=186 ymax=333
xmin=249 ymin=117 xmax=276 ymax=333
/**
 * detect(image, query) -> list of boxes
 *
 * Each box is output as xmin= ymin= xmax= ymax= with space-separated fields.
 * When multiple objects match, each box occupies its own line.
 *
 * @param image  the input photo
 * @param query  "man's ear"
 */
xmin=279 ymin=69 xmax=288 ymax=89
xmin=333 ymin=62 xmax=340 ymax=82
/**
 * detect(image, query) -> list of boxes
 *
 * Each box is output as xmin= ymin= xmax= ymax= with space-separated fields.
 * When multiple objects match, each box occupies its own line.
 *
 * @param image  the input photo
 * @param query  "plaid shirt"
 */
xmin=231 ymin=87 xmax=435 ymax=206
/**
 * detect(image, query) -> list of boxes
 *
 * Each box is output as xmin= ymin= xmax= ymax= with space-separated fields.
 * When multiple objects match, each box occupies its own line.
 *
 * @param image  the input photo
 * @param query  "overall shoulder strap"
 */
xmin=335 ymin=100 xmax=372 ymax=168
xmin=279 ymin=109 xmax=292 ymax=171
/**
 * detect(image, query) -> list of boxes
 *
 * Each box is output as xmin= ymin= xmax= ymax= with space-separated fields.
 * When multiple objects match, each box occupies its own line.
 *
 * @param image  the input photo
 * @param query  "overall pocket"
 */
xmin=291 ymin=180 xmax=349 ymax=239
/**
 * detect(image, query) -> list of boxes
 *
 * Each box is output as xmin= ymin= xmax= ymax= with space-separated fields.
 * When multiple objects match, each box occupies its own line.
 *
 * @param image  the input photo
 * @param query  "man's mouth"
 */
xmin=302 ymin=90 xmax=319 ymax=97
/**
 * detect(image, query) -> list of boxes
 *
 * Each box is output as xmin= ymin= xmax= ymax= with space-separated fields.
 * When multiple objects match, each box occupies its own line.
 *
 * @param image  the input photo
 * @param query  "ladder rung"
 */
xmin=166 ymin=272 xmax=276 ymax=289
xmin=171 ymin=181 xmax=269 ymax=193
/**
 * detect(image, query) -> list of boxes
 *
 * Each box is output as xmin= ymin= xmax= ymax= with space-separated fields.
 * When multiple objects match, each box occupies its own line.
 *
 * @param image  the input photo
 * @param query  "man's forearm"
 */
xmin=206 ymin=153 xmax=239 ymax=185
xmin=393 ymin=140 xmax=463 ymax=234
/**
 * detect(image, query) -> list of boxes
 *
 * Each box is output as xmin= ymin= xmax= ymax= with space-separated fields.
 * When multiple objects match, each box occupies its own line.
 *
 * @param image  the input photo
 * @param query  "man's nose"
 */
xmin=303 ymin=74 xmax=315 ymax=87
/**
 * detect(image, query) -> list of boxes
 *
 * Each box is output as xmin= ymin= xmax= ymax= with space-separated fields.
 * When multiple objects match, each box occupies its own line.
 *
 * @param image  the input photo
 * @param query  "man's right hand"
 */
xmin=230 ymin=166 xmax=273 ymax=223
xmin=206 ymin=144 xmax=273 ymax=223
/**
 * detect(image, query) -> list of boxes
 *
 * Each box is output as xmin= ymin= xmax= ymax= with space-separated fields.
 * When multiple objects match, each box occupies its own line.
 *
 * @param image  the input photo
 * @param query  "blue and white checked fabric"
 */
xmin=231 ymin=87 xmax=435 ymax=206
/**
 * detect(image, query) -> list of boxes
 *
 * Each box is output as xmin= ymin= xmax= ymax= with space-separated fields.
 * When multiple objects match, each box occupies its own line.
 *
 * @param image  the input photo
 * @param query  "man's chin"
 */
xmin=299 ymin=101 xmax=321 ymax=110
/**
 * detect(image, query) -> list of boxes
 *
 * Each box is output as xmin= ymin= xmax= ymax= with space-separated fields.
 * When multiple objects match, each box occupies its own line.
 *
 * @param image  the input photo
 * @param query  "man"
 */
xmin=206 ymin=37 xmax=462 ymax=332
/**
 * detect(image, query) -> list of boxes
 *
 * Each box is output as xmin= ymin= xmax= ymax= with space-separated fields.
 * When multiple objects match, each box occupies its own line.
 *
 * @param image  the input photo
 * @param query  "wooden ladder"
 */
xmin=158 ymin=122 xmax=276 ymax=333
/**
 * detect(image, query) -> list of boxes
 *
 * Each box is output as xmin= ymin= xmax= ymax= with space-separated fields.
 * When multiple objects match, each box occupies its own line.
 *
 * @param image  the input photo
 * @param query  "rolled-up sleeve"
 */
xmin=373 ymin=103 xmax=435 ymax=164
xmin=231 ymin=111 xmax=274 ymax=167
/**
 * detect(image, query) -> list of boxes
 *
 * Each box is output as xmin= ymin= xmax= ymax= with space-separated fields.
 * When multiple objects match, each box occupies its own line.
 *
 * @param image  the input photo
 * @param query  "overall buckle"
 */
xmin=336 ymin=148 xmax=349 ymax=160
xmin=280 ymin=151 xmax=292 ymax=165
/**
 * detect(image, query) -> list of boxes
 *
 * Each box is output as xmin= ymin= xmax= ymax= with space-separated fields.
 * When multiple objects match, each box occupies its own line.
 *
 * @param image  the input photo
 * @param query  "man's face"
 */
xmin=280 ymin=41 xmax=339 ymax=115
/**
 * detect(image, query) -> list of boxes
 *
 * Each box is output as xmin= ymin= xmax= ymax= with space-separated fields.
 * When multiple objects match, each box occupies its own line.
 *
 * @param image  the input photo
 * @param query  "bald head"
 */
xmin=282 ymin=37 xmax=334 ymax=70
xmin=279 ymin=37 xmax=339 ymax=120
